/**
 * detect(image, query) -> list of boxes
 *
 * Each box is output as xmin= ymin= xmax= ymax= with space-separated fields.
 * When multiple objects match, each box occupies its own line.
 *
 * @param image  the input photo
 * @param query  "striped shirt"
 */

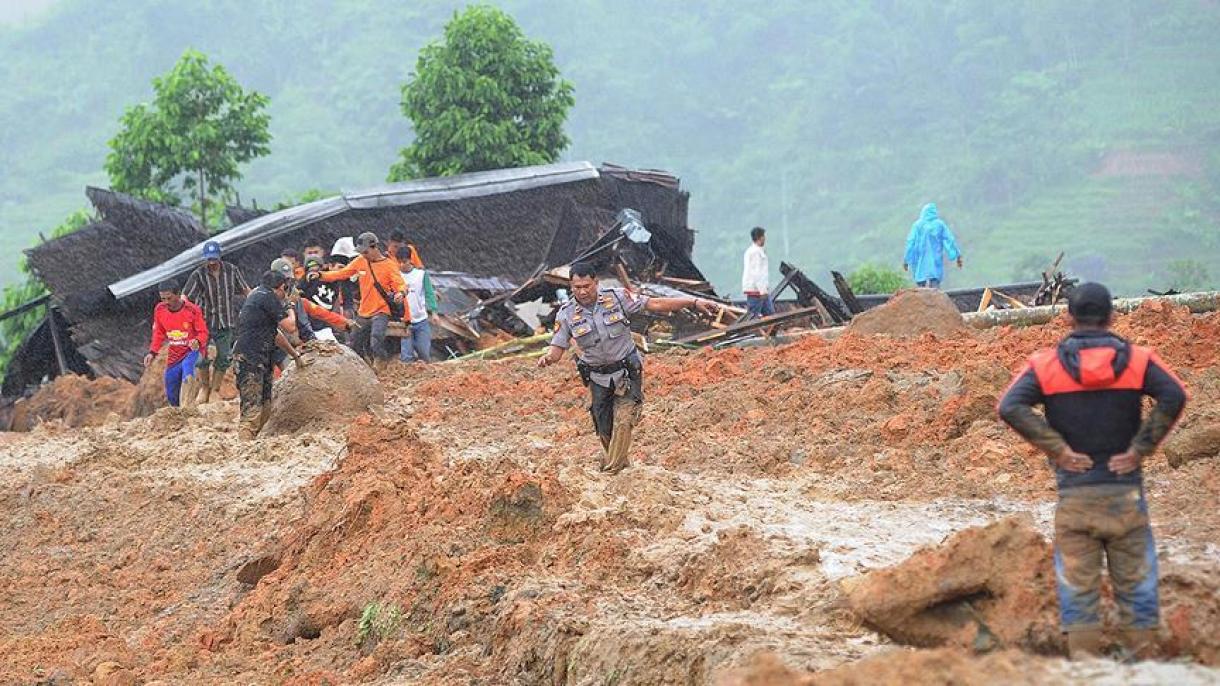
xmin=183 ymin=261 xmax=250 ymax=331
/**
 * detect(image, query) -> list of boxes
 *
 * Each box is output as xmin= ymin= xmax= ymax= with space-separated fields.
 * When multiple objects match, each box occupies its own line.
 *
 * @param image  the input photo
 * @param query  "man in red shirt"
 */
xmin=144 ymin=280 xmax=209 ymax=407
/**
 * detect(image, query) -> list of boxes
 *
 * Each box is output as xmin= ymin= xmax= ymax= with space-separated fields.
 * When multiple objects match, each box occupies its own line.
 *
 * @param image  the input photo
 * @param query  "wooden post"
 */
xmin=46 ymin=310 xmax=68 ymax=376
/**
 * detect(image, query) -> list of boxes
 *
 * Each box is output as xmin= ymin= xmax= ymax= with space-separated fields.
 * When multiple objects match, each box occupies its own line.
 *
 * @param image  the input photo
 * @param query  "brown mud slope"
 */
xmin=845 ymin=288 xmax=966 ymax=337
xmin=0 ymin=300 xmax=1218 ymax=684
xmin=262 ymin=341 xmax=384 ymax=435
xmin=843 ymin=516 xmax=1060 ymax=653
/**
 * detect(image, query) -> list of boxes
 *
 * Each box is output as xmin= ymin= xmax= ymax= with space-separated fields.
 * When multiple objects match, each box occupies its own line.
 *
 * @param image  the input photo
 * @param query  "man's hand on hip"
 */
xmin=1108 ymin=449 xmax=1142 ymax=475
xmin=1055 ymin=446 xmax=1093 ymax=473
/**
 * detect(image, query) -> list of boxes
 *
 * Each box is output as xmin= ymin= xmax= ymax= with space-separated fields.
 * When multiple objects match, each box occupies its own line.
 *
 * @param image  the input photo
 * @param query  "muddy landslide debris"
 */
xmin=845 ymin=288 xmax=967 ymax=338
xmin=842 ymin=516 xmax=1060 ymax=653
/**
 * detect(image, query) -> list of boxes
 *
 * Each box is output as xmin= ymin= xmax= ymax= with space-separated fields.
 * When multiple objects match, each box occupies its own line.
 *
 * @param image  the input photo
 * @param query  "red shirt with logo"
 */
xmin=150 ymin=300 xmax=209 ymax=366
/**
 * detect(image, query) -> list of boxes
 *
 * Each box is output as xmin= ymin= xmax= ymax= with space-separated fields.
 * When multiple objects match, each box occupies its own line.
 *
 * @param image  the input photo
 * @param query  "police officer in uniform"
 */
xmin=538 ymin=261 xmax=717 ymax=473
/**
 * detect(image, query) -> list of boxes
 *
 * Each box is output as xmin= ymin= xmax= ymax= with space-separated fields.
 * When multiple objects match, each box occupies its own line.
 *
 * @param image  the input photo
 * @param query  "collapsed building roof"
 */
xmin=19 ymin=188 xmax=208 ymax=383
xmin=4 ymin=162 xmax=702 ymax=390
xmin=110 ymin=161 xmax=698 ymax=300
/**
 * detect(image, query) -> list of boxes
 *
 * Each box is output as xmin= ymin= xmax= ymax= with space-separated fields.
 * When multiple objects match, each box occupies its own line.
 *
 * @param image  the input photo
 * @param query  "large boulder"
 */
xmin=260 ymin=341 xmax=384 ymax=435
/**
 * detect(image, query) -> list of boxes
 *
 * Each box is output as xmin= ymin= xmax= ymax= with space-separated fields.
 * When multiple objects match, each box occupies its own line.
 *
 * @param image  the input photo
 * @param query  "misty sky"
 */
xmin=0 ymin=0 xmax=55 ymax=24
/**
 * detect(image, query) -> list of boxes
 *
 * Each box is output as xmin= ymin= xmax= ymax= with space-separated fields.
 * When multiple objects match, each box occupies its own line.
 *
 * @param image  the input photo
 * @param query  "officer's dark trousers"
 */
xmin=589 ymin=370 xmax=643 ymax=473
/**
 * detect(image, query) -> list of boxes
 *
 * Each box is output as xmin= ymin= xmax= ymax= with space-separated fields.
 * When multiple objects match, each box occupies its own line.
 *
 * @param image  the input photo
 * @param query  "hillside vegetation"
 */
xmin=1 ymin=0 xmax=1218 ymax=295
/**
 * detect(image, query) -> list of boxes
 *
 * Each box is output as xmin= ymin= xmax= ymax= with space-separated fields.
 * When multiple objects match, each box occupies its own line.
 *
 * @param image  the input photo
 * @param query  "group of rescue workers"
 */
xmin=146 ymin=203 xmax=1190 ymax=663
xmin=145 ymin=229 xmax=436 ymax=437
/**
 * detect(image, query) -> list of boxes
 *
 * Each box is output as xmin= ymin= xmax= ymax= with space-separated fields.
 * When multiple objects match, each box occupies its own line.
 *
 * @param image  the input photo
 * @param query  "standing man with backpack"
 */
xmin=313 ymin=232 xmax=406 ymax=367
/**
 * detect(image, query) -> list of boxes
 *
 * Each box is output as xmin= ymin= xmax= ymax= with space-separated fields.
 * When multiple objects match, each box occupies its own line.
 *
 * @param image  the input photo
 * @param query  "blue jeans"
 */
xmin=350 ymin=313 xmax=390 ymax=361
xmin=399 ymin=319 xmax=432 ymax=363
xmin=1053 ymin=485 xmax=1159 ymax=631
xmin=164 ymin=350 xmax=200 ymax=407
xmin=745 ymin=294 xmax=775 ymax=318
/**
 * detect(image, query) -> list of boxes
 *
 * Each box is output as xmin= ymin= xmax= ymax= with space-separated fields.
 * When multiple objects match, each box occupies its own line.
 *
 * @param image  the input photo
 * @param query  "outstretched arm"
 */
xmin=645 ymin=297 xmax=718 ymax=316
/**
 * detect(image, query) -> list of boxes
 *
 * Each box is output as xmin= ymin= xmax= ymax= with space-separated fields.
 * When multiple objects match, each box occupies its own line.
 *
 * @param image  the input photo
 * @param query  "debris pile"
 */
xmin=845 ymin=288 xmax=967 ymax=338
xmin=1 ymin=373 xmax=135 ymax=431
xmin=843 ymin=517 xmax=1059 ymax=653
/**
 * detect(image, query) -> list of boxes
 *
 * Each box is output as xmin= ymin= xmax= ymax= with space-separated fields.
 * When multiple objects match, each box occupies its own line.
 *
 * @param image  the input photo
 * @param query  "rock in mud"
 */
xmin=846 ymin=288 xmax=967 ymax=338
xmin=842 ymin=516 xmax=1060 ymax=653
xmin=1163 ymin=422 xmax=1220 ymax=468
xmin=260 ymin=341 xmax=384 ymax=435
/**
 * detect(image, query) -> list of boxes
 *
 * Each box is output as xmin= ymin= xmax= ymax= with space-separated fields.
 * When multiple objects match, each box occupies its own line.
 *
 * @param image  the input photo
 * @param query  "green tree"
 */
xmin=105 ymin=49 xmax=272 ymax=227
xmin=0 ymin=210 xmax=91 ymax=377
xmin=848 ymin=263 xmax=909 ymax=295
xmin=388 ymin=5 xmax=575 ymax=181
xmin=1162 ymin=259 xmax=1211 ymax=292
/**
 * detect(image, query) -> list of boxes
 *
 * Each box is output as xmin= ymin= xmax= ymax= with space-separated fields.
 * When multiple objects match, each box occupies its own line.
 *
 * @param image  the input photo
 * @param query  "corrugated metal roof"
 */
xmin=108 ymin=161 xmax=600 ymax=299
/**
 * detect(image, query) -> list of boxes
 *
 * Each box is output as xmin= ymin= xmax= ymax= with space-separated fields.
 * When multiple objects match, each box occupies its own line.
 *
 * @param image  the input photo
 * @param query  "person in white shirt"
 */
xmin=397 ymin=247 xmax=436 ymax=363
xmin=741 ymin=226 xmax=773 ymax=318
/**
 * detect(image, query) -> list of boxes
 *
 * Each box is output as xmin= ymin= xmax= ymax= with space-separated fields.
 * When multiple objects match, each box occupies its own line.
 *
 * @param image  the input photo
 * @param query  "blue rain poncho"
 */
xmin=903 ymin=203 xmax=961 ymax=285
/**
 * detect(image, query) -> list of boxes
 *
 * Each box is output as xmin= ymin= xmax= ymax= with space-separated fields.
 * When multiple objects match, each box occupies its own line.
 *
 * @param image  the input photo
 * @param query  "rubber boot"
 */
xmin=238 ymin=408 xmax=261 ymax=440
xmin=1119 ymin=628 xmax=1157 ymax=661
xmin=196 ymin=366 xmax=212 ymax=404
xmin=257 ymin=405 xmax=272 ymax=434
xmin=1067 ymin=628 xmax=1105 ymax=660
xmin=603 ymin=399 xmax=639 ymax=475
xmin=208 ymin=367 xmax=224 ymax=401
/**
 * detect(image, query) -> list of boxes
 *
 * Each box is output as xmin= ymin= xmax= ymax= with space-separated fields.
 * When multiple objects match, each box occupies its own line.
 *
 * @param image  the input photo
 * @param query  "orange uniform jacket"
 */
xmin=301 ymin=298 xmax=348 ymax=329
xmin=320 ymin=255 xmax=407 ymax=319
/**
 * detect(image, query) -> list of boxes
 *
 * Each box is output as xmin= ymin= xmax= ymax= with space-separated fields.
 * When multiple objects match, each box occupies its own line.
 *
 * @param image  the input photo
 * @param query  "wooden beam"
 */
xmin=779 ymin=262 xmax=851 ymax=324
xmin=0 ymin=294 xmax=50 ymax=323
xmin=46 ymin=311 xmax=68 ymax=376
xmin=671 ymin=305 xmax=822 ymax=345
xmin=831 ymin=271 xmax=864 ymax=315
xmin=977 ymin=288 xmax=993 ymax=313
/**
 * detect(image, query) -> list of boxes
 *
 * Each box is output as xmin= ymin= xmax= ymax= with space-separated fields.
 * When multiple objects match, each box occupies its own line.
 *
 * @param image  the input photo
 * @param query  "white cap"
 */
xmin=331 ymin=236 xmax=358 ymax=258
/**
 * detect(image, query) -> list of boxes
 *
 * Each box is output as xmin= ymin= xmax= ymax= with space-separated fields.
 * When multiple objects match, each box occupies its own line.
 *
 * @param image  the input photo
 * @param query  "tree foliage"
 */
xmin=0 ymin=210 xmax=91 ymax=377
xmin=388 ymin=5 xmax=575 ymax=181
xmin=104 ymin=49 xmax=271 ymax=227
xmin=1162 ymin=259 xmax=1212 ymax=292
xmin=2 ymin=2 xmax=1219 ymax=295
xmin=848 ymin=263 xmax=909 ymax=295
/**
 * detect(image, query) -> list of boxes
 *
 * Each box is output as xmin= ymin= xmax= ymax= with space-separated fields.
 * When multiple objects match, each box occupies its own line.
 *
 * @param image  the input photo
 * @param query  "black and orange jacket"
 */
xmin=998 ymin=330 xmax=1186 ymax=489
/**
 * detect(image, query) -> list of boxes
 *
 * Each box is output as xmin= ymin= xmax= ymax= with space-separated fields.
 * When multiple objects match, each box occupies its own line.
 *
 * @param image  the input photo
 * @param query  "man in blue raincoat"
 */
xmin=903 ymin=203 xmax=963 ymax=288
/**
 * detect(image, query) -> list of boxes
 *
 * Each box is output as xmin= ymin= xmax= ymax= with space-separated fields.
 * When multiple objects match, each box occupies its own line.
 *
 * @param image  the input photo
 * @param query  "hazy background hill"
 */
xmin=1 ymin=0 xmax=1218 ymax=295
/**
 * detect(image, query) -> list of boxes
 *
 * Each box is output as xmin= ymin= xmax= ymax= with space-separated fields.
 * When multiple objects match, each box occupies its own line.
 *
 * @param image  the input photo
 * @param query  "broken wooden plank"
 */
xmin=671 ymin=305 xmax=822 ymax=345
xmin=779 ymin=262 xmax=852 ymax=324
xmin=0 ymin=294 xmax=50 ymax=323
xmin=831 ymin=271 xmax=864 ymax=315
xmin=977 ymin=288 xmax=994 ymax=312
xmin=991 ymin=290 xmax=1028 ymax=309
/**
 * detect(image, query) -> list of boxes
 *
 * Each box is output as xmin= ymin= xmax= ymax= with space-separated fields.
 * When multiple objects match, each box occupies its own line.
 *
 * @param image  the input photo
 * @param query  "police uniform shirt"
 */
xmin=549 ymin=287 xmax=649 ymax=387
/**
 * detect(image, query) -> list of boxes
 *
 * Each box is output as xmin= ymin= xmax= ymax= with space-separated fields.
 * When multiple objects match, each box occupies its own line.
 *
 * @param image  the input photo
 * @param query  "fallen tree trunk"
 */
xmin=963 ymin=291 xmax=1220 ymax=330
xmin=764 ymin=291 xmax=1220 ymax=344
